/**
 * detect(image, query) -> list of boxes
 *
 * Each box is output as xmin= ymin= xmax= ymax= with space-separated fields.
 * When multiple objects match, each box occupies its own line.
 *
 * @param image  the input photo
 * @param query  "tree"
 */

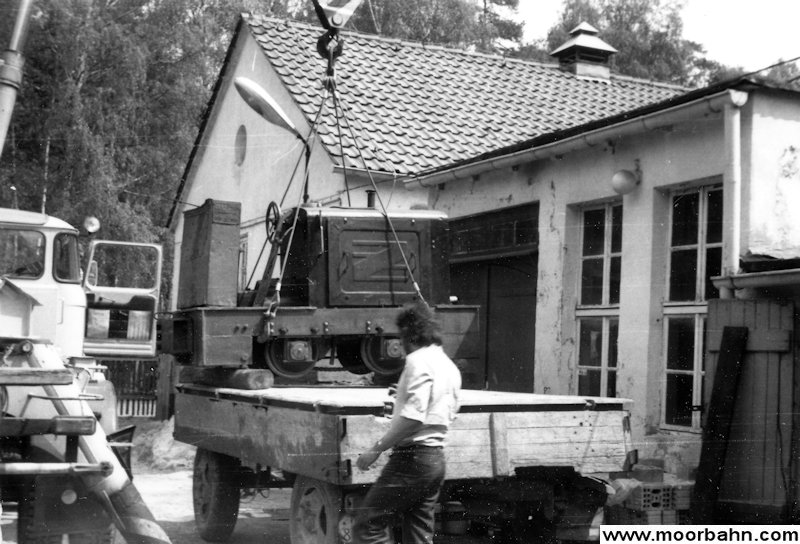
xmin=345 ymin=0 xmax=521 ymax=53
xmin=0 ymin=0 xmax=261 ymax=241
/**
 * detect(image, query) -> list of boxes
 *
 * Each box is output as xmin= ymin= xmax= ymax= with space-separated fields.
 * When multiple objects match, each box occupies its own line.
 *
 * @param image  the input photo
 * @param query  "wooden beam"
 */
xmin=490 ymin=412 xmax=510 ymax=476
xmin=692 ymin=326 xmax=748 ymax=523
xmin=0 ymin=416 xmax=96 ymax=436
xmin=0 ymin=368 xmax=72 ymax=385
xmin=707 ymin=329 xmax=790 ymax=353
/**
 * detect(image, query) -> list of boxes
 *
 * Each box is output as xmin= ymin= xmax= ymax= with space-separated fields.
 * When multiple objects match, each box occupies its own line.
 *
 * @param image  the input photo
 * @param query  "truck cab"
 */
xmin=0 ymin=208 xmax=86 ymax=359
xmin=0 ymin=207 xmax=162 ymax=433
xmin=0 ymin=207 xmax=162 ymax=362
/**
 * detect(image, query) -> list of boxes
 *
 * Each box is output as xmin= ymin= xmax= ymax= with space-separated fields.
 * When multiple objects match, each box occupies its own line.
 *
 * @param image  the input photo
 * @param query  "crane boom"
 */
xmin=0 ymin=0 xmax=34 ymax=161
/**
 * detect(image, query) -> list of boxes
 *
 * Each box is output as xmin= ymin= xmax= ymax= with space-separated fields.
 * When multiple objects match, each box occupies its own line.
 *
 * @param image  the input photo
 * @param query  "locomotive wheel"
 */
xmin=335 ymin=339 xmax=370 ymax=375
xmin=193 ymin=448 xmax=240 ymax=542
xmin=290 ymin=476 xmax=342 ymax=544
xmin=361 ymin=336 xmax=405 ymax=376
xmin=265 ymin=338 xmax=324 ymax=379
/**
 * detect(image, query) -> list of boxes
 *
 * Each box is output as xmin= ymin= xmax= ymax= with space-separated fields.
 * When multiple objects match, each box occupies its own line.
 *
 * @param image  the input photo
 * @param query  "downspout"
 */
xmin=719 ymin=90 xmax=749 ymax=298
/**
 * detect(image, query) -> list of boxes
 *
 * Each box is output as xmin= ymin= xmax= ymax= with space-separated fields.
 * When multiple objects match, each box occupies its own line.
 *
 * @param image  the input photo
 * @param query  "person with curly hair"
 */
xmin=354 ymin=301 xmax=462 ymax=544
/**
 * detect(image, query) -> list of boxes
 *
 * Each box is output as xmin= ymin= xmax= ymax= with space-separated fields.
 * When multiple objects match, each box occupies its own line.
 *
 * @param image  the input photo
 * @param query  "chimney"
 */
xmin=550 ymin=22 xmax=617 ymax=79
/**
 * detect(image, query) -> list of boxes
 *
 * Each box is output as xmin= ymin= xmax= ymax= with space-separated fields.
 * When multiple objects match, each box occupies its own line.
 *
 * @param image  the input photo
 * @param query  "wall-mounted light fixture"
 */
xmin=611 ymin=159 xmax=642 ymax=195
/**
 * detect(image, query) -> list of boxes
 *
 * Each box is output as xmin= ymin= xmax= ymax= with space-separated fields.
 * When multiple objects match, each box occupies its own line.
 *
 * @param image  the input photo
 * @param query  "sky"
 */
xmin=515 ymin=0 xmax=800 ymax=72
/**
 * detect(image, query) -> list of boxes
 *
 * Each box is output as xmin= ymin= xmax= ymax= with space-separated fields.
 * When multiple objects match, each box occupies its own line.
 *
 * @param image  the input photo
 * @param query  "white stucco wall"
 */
xmin=430 ymin=105 xmax=731 ymax=468
xmin=744 ymin=92 xmax=800 ymax=259
xmin=171 ymin=32 xmax=428 ymax=307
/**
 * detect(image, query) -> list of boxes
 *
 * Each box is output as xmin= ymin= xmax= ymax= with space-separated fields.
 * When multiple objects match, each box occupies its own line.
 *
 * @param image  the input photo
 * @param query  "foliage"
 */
xmin=0 ymin=0 xmax=261 ymax=243
xmin=346 ymin=0 xmax=521 ymax=52
xmin=529 ymin=0 xmax=738 ymax=87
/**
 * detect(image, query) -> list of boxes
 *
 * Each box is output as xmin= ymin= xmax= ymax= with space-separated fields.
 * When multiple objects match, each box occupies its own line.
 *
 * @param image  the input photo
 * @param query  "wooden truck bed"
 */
xmin=174 ymin=384 xmax=632 ymax=486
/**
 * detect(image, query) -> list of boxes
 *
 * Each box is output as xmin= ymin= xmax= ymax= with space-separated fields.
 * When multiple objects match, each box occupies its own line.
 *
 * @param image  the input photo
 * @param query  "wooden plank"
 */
xmin=0 ymin=416 xmax=95 ymax=436
xmin=179 ymin=366 xmax=274 ymax=390
xmin=490 ymin=412 xmax=510 ymax=476
xmin=707 ymin=329 xmax=790 ymax=353
xmin=692 ymin=325 xmax=748 ymax=523
xmin=0 ymin=368 xmax=72 ymax=385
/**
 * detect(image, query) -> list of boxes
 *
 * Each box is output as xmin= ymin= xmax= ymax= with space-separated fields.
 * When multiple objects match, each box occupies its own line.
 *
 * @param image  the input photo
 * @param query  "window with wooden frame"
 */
xmin=662 ymin=184 xmax=722 ymax=429
xmin=576 ymin=203 xmax=622 ymax=397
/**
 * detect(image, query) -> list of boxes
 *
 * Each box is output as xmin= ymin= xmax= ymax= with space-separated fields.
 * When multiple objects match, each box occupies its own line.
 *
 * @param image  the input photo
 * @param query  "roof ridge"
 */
xmin=609 ymin=72 xmax=689 ymax=91
xmin=243 ymin=12 xmax=686 ymax=89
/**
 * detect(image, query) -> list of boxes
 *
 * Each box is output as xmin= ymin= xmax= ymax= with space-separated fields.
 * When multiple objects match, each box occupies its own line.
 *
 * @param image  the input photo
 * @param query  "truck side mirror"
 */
xmin=86 ymin=261 xmax=98 ymax=287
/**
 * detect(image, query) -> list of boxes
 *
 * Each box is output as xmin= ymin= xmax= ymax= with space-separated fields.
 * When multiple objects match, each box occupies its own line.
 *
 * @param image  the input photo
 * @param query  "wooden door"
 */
xmin=702 ymin=298 xmax=795 ymax=522
xmin=450 ymin=254 xmax=537 ymax=392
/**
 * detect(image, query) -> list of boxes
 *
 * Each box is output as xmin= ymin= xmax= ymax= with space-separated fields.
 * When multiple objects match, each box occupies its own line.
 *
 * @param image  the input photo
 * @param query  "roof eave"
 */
xmin=405 ymin=79 xmax=763 ymax=189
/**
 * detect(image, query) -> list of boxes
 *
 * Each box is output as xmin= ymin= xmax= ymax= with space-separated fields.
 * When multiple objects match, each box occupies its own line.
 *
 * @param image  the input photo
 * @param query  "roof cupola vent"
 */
xmin=550 ymin=22 xmax=617 ymax=79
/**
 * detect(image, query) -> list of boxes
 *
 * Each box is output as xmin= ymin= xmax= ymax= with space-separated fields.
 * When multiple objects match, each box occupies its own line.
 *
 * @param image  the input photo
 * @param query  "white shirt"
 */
xmin=394 ymin=344 xmax=461 ymax=447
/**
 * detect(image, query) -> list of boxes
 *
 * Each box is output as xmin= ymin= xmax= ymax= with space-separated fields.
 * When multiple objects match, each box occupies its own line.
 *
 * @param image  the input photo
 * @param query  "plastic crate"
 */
xmin=625 ymin=483 xmax=675 ymax=511
xmin=672 ymin=484 xmax=693 ymax=510
xmin=677 ymin=510 xmax=693 ymax=525
xmin=605 ymin=506 xmax=662 ymax=525
xmin=661 ymin=510 xmax=678 ymax=525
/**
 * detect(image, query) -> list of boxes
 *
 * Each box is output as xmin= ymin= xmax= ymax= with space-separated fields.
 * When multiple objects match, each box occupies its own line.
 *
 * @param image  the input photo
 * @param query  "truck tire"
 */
xmin=289 ymin=476 xmax=342 ymax=544
xmin=193 ymin=448 xmax=240 ymax=542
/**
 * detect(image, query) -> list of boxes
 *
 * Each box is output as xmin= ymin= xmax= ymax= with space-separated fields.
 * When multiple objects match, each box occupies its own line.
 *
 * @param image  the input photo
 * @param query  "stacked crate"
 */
xmin=605 ymin=480 xmax=695 ymax=525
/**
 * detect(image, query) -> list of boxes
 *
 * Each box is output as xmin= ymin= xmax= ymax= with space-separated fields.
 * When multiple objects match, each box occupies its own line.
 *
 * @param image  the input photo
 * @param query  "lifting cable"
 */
xmin=243 ymin=88 xmax=330 ymax=295
xmin=330 ymin=88 xmax=426 ymax=304
xmin=258 ymin=26 xmax=427 ymax=310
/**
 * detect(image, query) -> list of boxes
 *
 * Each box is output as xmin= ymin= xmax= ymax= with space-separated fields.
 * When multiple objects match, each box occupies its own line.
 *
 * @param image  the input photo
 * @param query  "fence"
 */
xmin=102 ymin=359 xmax=159 ymax=418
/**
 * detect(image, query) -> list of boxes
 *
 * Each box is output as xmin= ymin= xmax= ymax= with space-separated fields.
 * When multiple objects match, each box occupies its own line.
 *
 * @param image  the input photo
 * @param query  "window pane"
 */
xmin=54 ymin=234 xmax=81 ymax=282
xmin=91 ymin=244 xmax=159 ymax=289
xmin=608 ymin=319 xmax=618 ymax=368
xmin=582 ymin=208 xmax=605 ymax=256
xmin=607 ymin=369 xmax=616 ymax=398
xmin=581 ymin=258 xmax=604 ymax=305
xmin=0 ymin=229 xmax=45 ymax=278
xmin=611 ymin=205 xmax=623 ymax=253
xmin=705 ymin=247 xmax=722 ymax=300
xmin=667 ymin=318 xmax=695 ymax=371
xmin=671 ymin=192 xmax=699 ymax=246
xmin=579 ymin=318 xmax=603 ymax=367
xmin=669 ymin=249 xmax=697 ymax=301
xmin=515 ymin=218 xmax=537 ymax=246
xmin=665 ymin=373 xmax=693 ymax=426
xmin=609 ymin=256 xmax=621 ymax=304
xmin=490 ymin=222 xmax=514 ymax=248
xmin=579 ymin=368 xmax=601 ymax=396
xmin=706 ymin=189 xmax=723 ymax=244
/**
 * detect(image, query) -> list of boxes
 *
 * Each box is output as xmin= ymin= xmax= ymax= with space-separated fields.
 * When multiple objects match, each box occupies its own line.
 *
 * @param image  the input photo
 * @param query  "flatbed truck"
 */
xmin=164 ymin=200 xmax=635 ymax=544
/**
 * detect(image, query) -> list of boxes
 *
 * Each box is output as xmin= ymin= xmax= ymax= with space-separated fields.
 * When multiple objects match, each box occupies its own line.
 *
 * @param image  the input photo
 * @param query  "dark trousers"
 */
xmin=353 ymin=445 xmax=445 ymax=544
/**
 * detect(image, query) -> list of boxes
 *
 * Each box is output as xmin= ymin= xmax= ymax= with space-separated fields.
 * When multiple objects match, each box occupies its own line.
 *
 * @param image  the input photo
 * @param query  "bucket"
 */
xmin=442 ymin=501 xmax=468 ymax=535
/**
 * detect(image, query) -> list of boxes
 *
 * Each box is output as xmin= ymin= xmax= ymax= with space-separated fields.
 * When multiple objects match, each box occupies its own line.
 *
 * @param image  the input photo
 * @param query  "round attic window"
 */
xmin=234 ymin=125 xmax=247 ymax=166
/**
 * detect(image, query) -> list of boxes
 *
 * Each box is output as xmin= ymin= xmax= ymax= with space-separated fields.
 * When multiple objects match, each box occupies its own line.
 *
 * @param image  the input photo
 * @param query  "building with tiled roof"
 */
xmin=169 ymin=16 xmax=686 ymax=226
xmin=169 ymin=11 xmax=800 ymax=512
xmin=245 ymin=15 xmax=684 ymax=174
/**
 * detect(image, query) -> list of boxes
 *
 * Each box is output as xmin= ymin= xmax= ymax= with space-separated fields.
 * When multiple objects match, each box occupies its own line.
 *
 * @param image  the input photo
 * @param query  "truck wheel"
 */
xmin=193 ymin=448 xmax=240 ymax=542
xmin=289 ymin=476 xmax=342 ymax=544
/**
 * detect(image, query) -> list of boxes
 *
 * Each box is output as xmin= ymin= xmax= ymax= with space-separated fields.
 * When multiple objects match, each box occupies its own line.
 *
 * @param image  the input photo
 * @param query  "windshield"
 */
xmin=0 ymin=229 xmax=46 ymax=279
xmin=89 ymin=243 xmax=159 ymax=289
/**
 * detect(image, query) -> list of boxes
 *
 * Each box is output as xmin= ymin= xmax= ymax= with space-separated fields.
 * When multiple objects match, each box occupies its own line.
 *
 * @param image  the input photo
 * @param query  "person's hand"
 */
xmin=356 ymin=449 xmax=381 ymax=470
